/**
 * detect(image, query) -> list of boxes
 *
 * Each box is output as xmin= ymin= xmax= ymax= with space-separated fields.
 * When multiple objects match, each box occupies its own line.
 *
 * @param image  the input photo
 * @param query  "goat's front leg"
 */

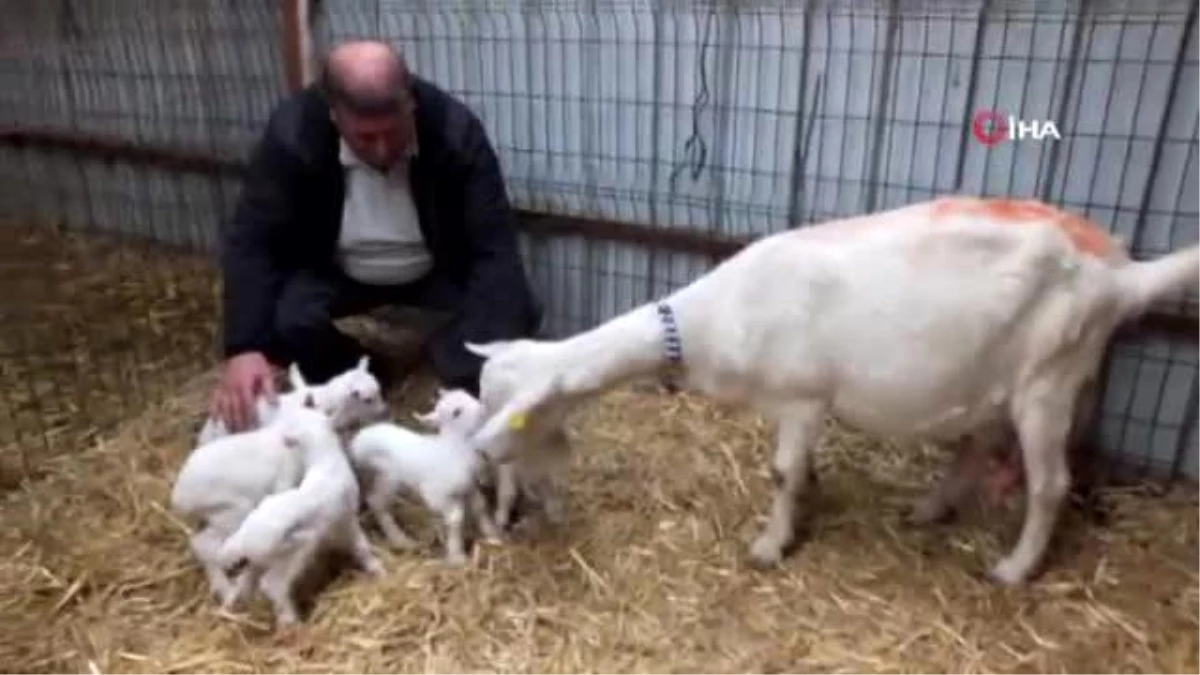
xmin=749 ymin=403 xmax=825 ymax=567
xmin=343 ymin=518 xmax=386 ymax=578
xmin=988 ymin=392 xmax=1073 ymax=586
xmin=441 ymin=500 xmax=469 ymax=566
xmin=191 ymin=526 xmax=237 ymax=605
xmin=493 ymin=462 xmax=519 ymax=530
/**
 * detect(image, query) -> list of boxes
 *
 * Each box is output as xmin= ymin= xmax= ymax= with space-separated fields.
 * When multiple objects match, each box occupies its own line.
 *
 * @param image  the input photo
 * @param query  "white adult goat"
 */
xmin=195 ymin=356 xmax=387 ymax=446
xmin=349 ymin=388 xmax=503 ymax=565
xmin=465 ymin=196 xmax=1200 ymax=586
xmin=215 ymin=392 xmax=384 ymax=627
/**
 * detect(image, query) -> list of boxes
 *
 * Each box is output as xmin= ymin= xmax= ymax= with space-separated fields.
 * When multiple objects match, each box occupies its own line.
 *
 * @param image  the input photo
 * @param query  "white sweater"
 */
xmin=336 ymin=139 xmax=433 ymax=286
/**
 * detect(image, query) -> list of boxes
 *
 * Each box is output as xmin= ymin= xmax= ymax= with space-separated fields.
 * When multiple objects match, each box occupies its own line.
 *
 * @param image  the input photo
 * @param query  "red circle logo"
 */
xmin=972 ymin=110 xmax=1008 ymax=147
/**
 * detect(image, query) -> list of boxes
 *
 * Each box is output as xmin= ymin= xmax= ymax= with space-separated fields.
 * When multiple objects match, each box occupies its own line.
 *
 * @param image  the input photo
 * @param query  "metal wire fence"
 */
xmin=0 ymin=0 xmax=285 ymax=478
xmin=0 ymin=0 xmax=1196 ymax=483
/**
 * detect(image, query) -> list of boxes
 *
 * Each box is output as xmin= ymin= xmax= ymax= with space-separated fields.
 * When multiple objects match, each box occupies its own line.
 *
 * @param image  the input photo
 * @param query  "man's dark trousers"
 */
xmin=263 ymin=267 xmax=541 ymax=397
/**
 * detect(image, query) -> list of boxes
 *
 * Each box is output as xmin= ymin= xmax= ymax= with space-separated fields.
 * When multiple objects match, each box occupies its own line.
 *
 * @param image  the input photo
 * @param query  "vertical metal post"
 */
xmin=282 ymin=0 xmax=310 ymax=92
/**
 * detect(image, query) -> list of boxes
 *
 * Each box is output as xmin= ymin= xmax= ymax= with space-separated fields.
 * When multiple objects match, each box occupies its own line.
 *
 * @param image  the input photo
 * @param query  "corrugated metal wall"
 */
xmin=0 ymin=0 xmax=287 ymax=252
xmin=0 ymin=0 xmax=1195 ymax=478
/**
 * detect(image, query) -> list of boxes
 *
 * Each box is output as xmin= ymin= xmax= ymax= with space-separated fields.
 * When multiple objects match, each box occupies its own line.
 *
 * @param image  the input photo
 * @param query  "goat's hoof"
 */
xmin=747 ymin=536 xmax=785 ymax=568
xmin=481 ymin=532 xmax=507 ymax=546
xmin=986 ymin=558 xmax=1029 ymax=587
xmin=218 ymin=593 xmax=241 ymax=613
xmin=363 ymin=559 xmax=387 ymax=578
xmin=386 ymin=537 xmax=419 ymax=552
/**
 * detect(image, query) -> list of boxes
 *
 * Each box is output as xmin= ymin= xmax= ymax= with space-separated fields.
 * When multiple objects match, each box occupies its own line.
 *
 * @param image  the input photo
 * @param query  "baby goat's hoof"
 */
xmin=363 ymin=558 xmax=387 ymax=578
xmin=385 ymin=535 xmax=419 ymax=552
xmin=747 ymin=536 xmax=785 ymax=569
xmin=986 ymin=557 xmax=1030 ymax=587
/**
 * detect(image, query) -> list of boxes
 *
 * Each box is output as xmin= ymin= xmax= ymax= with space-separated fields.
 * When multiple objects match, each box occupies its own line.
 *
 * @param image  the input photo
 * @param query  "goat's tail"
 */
xmin=1113 ymin=244 xmax=1200 ymax=321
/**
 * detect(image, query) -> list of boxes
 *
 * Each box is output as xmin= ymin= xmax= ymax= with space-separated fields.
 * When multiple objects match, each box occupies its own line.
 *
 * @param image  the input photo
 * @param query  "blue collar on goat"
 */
xmin=656 ymin=301 xmax=684 ymax=394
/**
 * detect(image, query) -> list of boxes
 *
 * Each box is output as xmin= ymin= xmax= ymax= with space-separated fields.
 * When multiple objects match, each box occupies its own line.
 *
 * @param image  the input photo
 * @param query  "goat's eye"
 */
xmin=352 ymin=391 xmax=362 ymax=400
xmin=452 ymin=409 xmax=462 ymax=419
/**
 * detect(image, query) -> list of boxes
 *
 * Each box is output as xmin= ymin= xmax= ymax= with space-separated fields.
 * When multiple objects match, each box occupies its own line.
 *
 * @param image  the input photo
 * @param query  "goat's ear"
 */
xmin=413 ymin=410 xmax=438 ymax=428
xmin=288 ymin=363 xmax=307 ymax=390
xmin=464 ymin=340 xmax=515 ymax=360
xmin=356 ymin=355 xmax=370 ymax=373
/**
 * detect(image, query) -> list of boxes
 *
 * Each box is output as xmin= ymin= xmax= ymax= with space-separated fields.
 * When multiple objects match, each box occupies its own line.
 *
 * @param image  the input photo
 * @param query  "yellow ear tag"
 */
xmin=507 ymin=411 xmax=528 ymax=431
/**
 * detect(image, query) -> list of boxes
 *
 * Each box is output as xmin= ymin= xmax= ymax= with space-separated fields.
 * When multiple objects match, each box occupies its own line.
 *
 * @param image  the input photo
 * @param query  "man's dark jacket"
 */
xmin=220 ymin=76 xmax=539 ymax=359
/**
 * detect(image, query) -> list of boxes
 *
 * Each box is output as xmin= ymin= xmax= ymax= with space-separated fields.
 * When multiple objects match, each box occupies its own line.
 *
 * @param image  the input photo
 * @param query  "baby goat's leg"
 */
xmin=366 ymin=483 xmax=419 ymax=551
xmin=988 ymin=390 xmax=1073 ymax=586
xmin=223 ymin=568 xmax=261 ymax=612
xmin=191 ymin=526 xmax=237 ymax=605
xmin=257 ymin=543 xmax=314 ymax=627
xmin=441 ymin=500 xmax=469 ymax=565
xmin=344 ymin=518 xmax=386 ymax=577
xmin=749 ymin=403 xmax=825 ymax=567
xmin=535 ymin=475 xmax=567 ymax=526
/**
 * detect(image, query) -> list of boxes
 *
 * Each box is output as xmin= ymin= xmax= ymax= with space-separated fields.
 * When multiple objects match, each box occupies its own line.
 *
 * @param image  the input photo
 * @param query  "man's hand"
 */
xmin=210 ymin=352 xmax=277 ymax=433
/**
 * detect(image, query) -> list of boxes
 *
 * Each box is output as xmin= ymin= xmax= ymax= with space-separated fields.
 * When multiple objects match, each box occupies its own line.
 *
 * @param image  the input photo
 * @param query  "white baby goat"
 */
xmin=349 ymin=389 xmax=503 ymax=565
xmin=465 ymin=196 xmax=1200 ymax=587
xmin=172 ymin=391 xmax=343 ymax=608
xmin=214 ymin=392 xmax=384 ymax=627
xmin=195 ymin=356 xmax=387 ymax=446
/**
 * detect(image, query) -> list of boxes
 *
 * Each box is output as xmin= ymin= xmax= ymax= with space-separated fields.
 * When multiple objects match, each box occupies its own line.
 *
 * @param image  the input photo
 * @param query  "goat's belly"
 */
xmin=830 ymin=382 xmax=1009 ymax=440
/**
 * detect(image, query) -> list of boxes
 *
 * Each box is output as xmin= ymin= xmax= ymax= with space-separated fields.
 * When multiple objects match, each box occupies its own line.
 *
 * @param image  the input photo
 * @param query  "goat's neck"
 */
xmin=549 ymin=303 xmax=665 ymax=396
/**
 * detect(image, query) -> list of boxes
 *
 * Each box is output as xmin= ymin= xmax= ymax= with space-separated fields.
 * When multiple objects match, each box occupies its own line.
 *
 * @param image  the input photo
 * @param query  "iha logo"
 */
xmin=972 ymin=110 xmax=1061 ymax=147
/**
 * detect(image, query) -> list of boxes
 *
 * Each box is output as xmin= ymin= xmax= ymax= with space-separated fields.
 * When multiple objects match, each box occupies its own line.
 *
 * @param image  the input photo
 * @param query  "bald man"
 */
xmin=210 ymin=41 xmax=541 ymax=431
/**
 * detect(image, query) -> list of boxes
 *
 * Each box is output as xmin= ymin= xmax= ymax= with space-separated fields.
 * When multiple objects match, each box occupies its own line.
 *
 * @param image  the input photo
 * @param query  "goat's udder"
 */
xmin=985 ymin=453 xmax=1025 ymax=506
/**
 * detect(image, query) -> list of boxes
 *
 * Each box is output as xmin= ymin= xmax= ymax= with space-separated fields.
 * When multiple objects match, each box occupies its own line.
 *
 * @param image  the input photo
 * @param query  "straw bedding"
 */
xmin=1 ymin=226 xmax=1197 ymax=674
xmin=0 ymin=224 xmax=218 ymax=486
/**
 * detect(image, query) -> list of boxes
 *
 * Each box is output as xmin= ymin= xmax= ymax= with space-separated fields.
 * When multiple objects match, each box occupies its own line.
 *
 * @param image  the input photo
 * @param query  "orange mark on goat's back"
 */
xmin=931 ymin=196 xmax=1119 ymax=258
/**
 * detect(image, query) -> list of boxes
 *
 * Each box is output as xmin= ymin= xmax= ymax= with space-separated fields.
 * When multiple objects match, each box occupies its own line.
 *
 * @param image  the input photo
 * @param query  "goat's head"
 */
xmin=414 ymin=387 xmax=485 ymax=436
xmin=327 ymin=356 xmax=389 ymax=428
xmin=464 ymin=339 xmax=566 ymax=461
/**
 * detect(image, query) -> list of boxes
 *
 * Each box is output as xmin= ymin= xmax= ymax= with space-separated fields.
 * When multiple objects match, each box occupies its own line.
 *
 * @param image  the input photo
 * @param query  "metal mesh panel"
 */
xmin=0 ymin=0 xmax=286 ymax=477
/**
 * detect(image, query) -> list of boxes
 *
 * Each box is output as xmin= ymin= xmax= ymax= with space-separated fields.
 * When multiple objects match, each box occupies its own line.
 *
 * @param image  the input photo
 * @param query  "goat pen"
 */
xmin=0 ymin=0 xmax=1196 ymax=672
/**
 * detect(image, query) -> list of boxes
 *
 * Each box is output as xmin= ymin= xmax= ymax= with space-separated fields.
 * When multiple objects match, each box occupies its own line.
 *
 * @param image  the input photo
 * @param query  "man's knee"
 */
xmin=269 ymin=274 xmax=361 ymax=381
xmin=272 ymin=293 xmax=334 ymax=355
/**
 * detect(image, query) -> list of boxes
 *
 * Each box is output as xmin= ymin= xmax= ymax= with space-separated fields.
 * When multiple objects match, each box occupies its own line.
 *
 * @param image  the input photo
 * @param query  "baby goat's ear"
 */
xmin=413 ymin=412 xmax=438 ymax=428
xmin=356 ymin=355 xmax=370 ymax=373
xmin=288 ymin=363 xmax=307 ymax=390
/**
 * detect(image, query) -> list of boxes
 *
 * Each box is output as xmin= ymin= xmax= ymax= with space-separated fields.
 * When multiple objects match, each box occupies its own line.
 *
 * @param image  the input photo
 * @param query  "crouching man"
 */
xmin=209 ymin=40 xmax=541 ymax=432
